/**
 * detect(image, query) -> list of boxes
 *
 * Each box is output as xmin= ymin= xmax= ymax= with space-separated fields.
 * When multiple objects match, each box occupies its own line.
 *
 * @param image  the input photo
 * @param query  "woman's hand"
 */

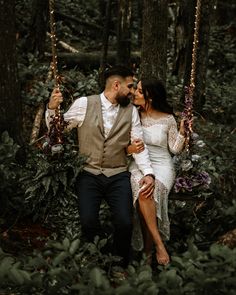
xmin=48 ymin=88 xmax=63 ymax=110
xmin=138 ymin=175 xmax=155 ymax=198
xmin=180 ymin=117 xmax=194 ymax=136
xmin=126 ymin=139 xmax=144 ymax=155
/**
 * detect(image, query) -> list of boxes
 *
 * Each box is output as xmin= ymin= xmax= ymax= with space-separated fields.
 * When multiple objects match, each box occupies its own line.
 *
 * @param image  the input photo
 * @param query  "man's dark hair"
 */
xmin=103 ymin=65 xmax=134 ymax=81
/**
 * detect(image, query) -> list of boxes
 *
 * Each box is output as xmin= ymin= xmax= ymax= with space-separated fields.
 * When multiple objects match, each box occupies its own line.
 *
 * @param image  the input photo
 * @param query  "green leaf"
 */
xmin=42 ymin=176 xmax=52 ymax=194
xmin=69 ymin=239 xmax=80 ymax=255
xmin=19 ymin=270 xmax=31 ymax=282
xmin=9 ymin=268 xmax=24 ymax=285
xmin=146 ymin=284 xmax=159 ymax=295
xmin=62 ymin=237 xmax=70 ymax=250
xmin=209 ymin=243 xmax=231 ymax=259
xmin=71 ymin=283 xmax=83 ymax=290
xmin=34 ymin=170 xmax=48 ymax=181
xmin=48 ymin=267 xmax=64 ymax=276
xmin=25 ymin=184 xmax=39 ymax=196
xmin=138 ymin=269 xmax=152 ymax=281
xmin=51 ymin=178 xmax=59 ymax=196
xmin=1 ymin=131 xmax=13 ymax=145
xmin=115 ymin=283 xmax=134 ymax=295
xmin=58 ymin=171 xmax=68 ymax=189
xmin=50 ymin=241 xmax=65 ymax=250
xmin=98 ymin=238 xmax=107 ymax=250
xmin=171 ymin=256 xmax=186 ymax=268
xmin=52 ymin=251 xmax=69 ymax=266
xmin=27 ymin=257 xmax=48 ymax=268
xmin=89 ymin=267 xmax=103 ymax=288
xmin=0 ymin=256 xmax=15 ymax=276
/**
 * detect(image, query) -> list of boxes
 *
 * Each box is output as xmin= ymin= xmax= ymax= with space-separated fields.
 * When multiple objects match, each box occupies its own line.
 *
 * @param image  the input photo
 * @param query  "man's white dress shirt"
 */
xmin=46 ymin=92 xmax=154 ymax=176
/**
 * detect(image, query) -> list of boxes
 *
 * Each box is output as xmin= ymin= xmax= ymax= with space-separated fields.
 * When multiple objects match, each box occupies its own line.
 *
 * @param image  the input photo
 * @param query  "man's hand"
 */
xmin=48 ymin=88 xmax=63 ymax=110
xmin=138 ymin=175 xmax=155 ymax=198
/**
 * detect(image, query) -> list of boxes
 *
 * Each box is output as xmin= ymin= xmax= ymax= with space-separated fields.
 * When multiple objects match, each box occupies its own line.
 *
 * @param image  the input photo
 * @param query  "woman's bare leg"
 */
xmin=138 ymin=194 xmax=170 ymax=265
xmin=139 ymin=212 xmax=153 ymax=264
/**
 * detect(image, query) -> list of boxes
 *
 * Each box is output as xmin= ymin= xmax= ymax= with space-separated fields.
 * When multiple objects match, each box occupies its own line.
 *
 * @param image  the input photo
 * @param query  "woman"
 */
xmin=127 ymin=77 xmax=186 ymax=265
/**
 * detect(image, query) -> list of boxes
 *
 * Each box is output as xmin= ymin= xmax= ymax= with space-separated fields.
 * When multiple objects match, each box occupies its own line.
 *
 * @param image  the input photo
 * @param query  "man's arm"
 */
xmin=45 ymin=88 xmax=87 ymax=130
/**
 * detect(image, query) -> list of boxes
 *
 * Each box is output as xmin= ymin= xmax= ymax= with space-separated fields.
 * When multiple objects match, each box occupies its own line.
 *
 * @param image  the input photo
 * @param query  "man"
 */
xmin=46 ymin=66 xmax=155 ymax=267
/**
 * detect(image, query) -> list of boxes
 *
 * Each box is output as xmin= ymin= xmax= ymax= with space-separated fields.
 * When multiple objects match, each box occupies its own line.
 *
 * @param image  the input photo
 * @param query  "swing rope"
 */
xmin=49 ymin=0 xmax=59 ymax=88
xmin=47 ymin=0 xmax=67 ymax=153
xmin=183 ymin=0 xmax=201 ymax=153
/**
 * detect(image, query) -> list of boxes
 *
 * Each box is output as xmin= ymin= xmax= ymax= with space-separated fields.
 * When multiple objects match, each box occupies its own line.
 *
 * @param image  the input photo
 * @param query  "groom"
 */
xmin=46 ymin=65 xmax=155 ymax=267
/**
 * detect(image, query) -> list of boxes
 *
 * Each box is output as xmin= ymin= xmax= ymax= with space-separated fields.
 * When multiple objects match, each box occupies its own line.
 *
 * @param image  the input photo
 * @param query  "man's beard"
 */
xmin=116 ymin=94 xmax=132 ymax=107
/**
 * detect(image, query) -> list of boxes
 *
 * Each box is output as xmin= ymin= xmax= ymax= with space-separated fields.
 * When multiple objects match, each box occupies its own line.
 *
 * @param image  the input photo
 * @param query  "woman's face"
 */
xmin=133 ymin=81 xmax=146 ymax=108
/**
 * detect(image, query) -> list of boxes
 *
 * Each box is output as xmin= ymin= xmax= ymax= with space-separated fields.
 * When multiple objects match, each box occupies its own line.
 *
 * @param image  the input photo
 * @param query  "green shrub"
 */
xmin=0 ymin=240 xmax=235 ymax=295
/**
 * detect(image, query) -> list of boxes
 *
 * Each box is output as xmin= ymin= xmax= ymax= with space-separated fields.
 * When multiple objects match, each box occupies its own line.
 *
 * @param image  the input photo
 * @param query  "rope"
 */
xmin=47 ymin=0 xmax=66 ymax=151
xmin=183 ymin=0 xmax=201 ymax=153
xmin=49 ymin=0 xmax=59 ymax=88
xmin=190 ymin=0 xmax=201 ymax=88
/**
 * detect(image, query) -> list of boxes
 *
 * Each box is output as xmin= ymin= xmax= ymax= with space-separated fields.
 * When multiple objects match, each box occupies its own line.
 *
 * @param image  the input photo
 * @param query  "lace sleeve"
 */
xmin=168 ymin=115 xmax=185 ymax=154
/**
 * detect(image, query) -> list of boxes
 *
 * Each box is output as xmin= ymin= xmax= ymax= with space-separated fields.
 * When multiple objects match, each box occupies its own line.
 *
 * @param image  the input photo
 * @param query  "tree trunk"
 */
xmin=215 ymin=0 xmax=236 ymax=25
xmin=172 ymin=0 xmax=195 ymax=80
xmin=99 ymin=0 xmax=112 ymax=90
xmin=140 ymin=0 xmax=168 ymax=81
xmin=117 ymin=0 xmax=132 ymax=66
xmin=131 ymin=0 xmax=142 ymax=72
xmin=193 ymin=0 xmax=214 ymax=113
xmin=0 ymin=0 xmax=22 ymax=144
xmin=25 ymin=0 xmax=49 ymax=58
xmin=181 ymin=0 xmax=213 ymax=114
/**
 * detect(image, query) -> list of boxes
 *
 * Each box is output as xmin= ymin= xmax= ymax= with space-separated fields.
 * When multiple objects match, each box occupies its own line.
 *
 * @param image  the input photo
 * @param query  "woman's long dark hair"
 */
xmin=141 ymin=77 xmax=173 ymax=114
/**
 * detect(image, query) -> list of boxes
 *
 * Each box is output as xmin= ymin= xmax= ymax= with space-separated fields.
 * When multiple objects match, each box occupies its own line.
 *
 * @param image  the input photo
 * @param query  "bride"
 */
xmin=127 ymin=77 xmax=186 ymax=265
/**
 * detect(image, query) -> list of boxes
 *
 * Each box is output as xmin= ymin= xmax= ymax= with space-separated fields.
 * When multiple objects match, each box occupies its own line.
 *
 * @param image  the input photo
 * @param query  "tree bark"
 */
xmin=140 ymin=0 xmax=168 ymax=81
xmin=172 ymin=0 xmax=195 ymax=80
xmin=193 ymin=0 xmax=214 ymax=113
xmin=25 ymin=0 xmax=49 ymax=58
xmin=54 ymin=11 xmax=116 ymax=36
xmin=181 ymin=0 xmax=213 ymax=114
xmin=0 ymin=0 xmax=22 ymax=144
xmin=215 ymin=0 xmax=236 ymax=25
xmin=116 ymin=0 xmax=132 ymax=66
xmin=99 ymin=0 xmax=112 ymax=90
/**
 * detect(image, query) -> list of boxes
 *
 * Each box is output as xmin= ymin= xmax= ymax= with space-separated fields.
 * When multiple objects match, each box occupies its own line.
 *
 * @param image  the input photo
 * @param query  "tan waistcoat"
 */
xmin=78 ymin=95 xmax=133 ymax=177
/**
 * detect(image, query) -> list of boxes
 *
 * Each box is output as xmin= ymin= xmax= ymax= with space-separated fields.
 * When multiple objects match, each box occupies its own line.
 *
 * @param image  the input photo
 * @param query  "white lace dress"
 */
xmin=129 ymin=114 xmax=185 ymax=250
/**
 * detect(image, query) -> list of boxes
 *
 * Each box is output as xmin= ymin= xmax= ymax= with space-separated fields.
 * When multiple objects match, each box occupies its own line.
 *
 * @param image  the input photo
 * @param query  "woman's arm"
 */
xmin=168 ymin=116 xmax=186 ymax=154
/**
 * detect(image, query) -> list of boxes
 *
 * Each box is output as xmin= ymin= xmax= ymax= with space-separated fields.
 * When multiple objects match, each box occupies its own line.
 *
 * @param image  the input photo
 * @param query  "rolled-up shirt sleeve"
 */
xmin=130 ymin=106 xmax=154 ymax=176
xmin=45 ymin=96 xmax=87 ymax=130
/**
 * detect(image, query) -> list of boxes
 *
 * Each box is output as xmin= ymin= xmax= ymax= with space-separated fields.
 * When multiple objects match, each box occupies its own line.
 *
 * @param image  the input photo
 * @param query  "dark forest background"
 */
xmin=0 ymin=0 xmax=235 ymax=294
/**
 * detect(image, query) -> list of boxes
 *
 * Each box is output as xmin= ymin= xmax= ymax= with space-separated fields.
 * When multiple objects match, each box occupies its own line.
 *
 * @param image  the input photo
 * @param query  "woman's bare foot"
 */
xmin=155 ymin=245 xmax=170 ymax=266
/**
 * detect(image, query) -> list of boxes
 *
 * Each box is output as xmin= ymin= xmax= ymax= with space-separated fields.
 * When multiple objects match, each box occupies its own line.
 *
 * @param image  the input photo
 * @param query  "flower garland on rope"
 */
xmin=43 ymin=0 xmax=68 ymax=155
xmin=173 ymin=0 xmax=211 ymax=195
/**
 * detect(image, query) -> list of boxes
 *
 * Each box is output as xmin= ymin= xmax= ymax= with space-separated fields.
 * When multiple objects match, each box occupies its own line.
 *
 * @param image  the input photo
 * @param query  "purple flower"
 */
xmin=174 ymin=177 xmax=193 ymax=193
xmin=192 ymin=172 xmax=211 ymax=187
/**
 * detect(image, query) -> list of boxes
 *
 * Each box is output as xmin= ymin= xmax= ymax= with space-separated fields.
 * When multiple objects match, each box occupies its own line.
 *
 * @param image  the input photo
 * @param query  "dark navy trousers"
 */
xmin=76 ymin=170 xmax=133 ymax=266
